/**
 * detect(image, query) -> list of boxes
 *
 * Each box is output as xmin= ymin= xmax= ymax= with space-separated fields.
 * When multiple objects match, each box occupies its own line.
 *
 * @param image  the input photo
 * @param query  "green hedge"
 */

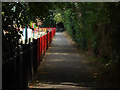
xmin=54 ymin=2 xmax=120 ymax=64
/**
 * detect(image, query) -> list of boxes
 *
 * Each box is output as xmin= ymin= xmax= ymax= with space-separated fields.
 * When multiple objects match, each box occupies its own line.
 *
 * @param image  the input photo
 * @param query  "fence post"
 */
xmin=19 ymin=41 xmax=23 ymax=89
xmin=47 ymin=30 xmax=49 ymax=50
xmin=22 ymin=43 xmax=29 ymax=89
xmin=30 ymin=38 xmax=34 ymax=77
xmin=37 ymin=38 xmax=40 ymax=66
xmin=44 ymin=35 xmax=45 ymax=55
xmin=33 ymin=38 xmax=37 ymax=74
xmin=28 ymin=38 xmax=32 ymax=86
xmin=25 ymin=25 xmax=28 ymax=44
xmin=14 ymin=50 xmax=17 ymax=90
xmin=39 ymin=37 xmax=42 ymax=62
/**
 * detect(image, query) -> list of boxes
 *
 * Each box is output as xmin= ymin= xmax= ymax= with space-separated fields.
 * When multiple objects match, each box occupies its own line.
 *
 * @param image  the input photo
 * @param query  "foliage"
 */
xmin=53 ymin=2 xmax=120 ymax=64
xmin=2 ymin=2 xmax=120 ymax=65
xmin=2 ymin=2 xmax=30 ymax=53
xmin=54 ymin=13 xmax=63 ymax=24
xmin=2 ymin=2 xmax=55 ymax=53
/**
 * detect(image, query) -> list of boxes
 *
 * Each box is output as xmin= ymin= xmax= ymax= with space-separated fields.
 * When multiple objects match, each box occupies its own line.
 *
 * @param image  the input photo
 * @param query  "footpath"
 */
xmin=28 ymin=32 xmax=109 ymax=89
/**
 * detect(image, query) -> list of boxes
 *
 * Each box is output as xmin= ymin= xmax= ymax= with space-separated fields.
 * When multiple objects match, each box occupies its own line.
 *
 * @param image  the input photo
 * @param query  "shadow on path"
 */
xmin=28 ymin=32 xmax=119 ymax=89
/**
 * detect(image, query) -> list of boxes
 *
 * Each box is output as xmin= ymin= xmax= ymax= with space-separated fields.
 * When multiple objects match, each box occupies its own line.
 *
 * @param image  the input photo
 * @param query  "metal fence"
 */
xmin=2 ymin=28 xmax=56 ymax=90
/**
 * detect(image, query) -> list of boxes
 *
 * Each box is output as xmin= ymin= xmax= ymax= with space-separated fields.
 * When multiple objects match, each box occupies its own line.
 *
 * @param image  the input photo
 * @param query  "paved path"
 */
xmin=29 ymin=32 xmax=103 ymax=89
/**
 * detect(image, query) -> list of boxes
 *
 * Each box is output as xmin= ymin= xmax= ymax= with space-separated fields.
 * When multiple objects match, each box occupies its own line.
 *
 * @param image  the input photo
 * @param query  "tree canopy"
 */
xmin=2 ymin=2 xmax=55 ymax=53
xmin=53 ymin=2 xmax=120 ymax=66
xmin=2 ymin=2 xmax=120 ymax=66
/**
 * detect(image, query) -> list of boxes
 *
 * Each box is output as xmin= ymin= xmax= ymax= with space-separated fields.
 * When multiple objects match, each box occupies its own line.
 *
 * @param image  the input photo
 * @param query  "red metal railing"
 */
xmin=37 ymin=28 xmax=56 ymax=65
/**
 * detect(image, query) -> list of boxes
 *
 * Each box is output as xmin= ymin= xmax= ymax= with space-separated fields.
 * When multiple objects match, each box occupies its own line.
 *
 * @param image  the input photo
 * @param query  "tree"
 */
xmin=53 ymin=2 xmax=120 ymax=65
xmin=2 ymin=2 xmax=55 ymax=54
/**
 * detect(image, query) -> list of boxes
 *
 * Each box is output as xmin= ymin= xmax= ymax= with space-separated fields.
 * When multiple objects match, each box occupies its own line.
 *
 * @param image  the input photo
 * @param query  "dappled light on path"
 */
xmin=29 ymin=32 xmax=120 ymax=89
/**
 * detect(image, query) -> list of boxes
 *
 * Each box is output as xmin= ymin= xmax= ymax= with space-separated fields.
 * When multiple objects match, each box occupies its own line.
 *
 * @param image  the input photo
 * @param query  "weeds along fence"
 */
xmin=2 ymin=28 xmax=56 ymax=90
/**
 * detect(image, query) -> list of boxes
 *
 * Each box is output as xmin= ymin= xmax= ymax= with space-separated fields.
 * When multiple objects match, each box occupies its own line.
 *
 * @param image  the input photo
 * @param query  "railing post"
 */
xmin=19 ymin=41 xmax=23 ymax=89
xmin=14 ymin=49 xmax=17 ymax=90
xmin=30 ymin=38 xmax=34 ymax=76
xmin=44 ymin=35 xmax=45 ymax=55
xmin=25 ymin=24 xmax=28 ymax=44
xmin=47 ymin=30 xmax=49 ymax=50
xmin=37 ymin=38 xmax=39 ymax=66
xmin=40 ymin=37 xmax=42 ymax=62
xmin=28 ymin=38 xmax=32 ymax=86
xmin=33 ymin=38 xmax=37 ymax=74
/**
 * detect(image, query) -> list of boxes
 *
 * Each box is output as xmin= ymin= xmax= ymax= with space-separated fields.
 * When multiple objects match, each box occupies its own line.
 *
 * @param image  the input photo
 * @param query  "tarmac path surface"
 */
xmin=28 ymin=32 xmax=105 ymax=89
